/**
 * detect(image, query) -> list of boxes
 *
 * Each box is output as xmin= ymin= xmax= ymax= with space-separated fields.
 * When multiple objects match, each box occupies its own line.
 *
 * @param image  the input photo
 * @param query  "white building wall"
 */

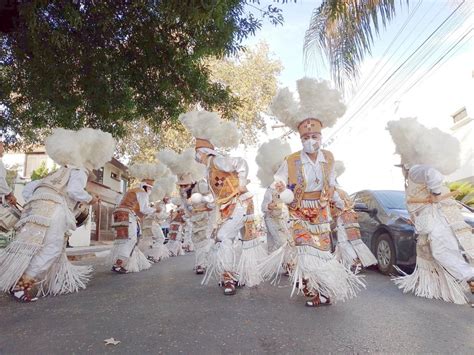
xmin=102 ymin=163 xmax=123 ymax=193
xmin=447 ymin=108 xmax=474 ymax=184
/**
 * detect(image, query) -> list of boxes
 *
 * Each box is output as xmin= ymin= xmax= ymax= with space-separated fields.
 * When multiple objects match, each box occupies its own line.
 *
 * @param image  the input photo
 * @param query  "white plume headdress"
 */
xmin=255 ymin=139 xmax=292 ymax=187
xmin=45 ymin=128 xmax=115 ymax=170
xmin=128 ymin=161 xmax=169 ymax=181
xmin=270 ymin=77 xmax=346 ymax=131
xmin=387 ymin=117 xmax=460 ymax=175
xmin=150 ymin=168 xmax=177 ymax=202
xmin=156 ymin=148 xmax=206 ymax=183
xmin=179 ymin=110 xmax=241 ymax=149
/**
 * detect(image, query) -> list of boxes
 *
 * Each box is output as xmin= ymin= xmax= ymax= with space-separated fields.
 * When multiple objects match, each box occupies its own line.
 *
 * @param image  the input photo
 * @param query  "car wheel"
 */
xmin=375 ymin=233 xmax=396 ymax=275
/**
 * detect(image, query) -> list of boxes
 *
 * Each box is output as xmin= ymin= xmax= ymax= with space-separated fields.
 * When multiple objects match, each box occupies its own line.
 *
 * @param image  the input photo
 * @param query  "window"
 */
xmin=110 ymin=171 xmax=120 ymax=181
xmin=452 ymin=108 xmax=467 ymax=124
xmin=96 ymin=168 xmax=104 ymax=184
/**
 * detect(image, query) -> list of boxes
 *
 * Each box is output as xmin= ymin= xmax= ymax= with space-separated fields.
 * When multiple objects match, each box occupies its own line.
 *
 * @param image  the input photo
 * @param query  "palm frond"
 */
xmin=304 ymin=0 xmax=404 ymax=89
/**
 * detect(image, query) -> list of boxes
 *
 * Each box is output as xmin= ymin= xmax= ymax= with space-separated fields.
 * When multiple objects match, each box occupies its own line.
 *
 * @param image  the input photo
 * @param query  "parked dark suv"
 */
xmin=352 ymin=190 xmax=474 ymax=274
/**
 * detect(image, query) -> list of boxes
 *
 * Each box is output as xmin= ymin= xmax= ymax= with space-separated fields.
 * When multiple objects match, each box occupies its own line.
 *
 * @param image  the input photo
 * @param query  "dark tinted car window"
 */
xmin=373 ymin=190 xmax=406 ymax=210
xmin=353 ymin=191 xmax=379 ymax=211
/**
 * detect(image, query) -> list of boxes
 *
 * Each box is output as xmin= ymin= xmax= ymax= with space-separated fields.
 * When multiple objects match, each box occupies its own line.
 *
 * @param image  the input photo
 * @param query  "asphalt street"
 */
xmin=0 ymin=253 xmax=473 ymax=354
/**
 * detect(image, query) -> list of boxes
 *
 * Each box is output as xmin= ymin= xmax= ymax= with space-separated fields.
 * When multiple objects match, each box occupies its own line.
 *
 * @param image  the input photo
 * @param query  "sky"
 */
xmin=235 ymin=0 xmax=473 ymax=207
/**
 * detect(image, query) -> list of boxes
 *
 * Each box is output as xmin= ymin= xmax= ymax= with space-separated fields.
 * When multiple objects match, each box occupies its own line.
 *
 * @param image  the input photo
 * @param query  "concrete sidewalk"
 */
xmin=66 ymin=243 xmax=113 ymax=261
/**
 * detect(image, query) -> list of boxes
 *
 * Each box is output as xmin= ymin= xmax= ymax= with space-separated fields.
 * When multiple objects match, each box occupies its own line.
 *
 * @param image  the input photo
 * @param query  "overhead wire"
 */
xmin=324 ymin=0 xmax=468 ymax=147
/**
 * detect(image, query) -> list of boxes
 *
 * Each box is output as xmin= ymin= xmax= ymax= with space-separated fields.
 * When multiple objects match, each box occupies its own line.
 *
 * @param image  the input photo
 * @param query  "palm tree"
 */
xmin=304 ymin=0 xmax=405 ymax=89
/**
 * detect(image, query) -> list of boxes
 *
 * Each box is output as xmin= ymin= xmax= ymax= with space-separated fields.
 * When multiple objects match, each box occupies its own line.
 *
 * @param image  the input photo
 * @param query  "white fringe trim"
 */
xmin=167 ymin=240 xmax=185 ymax=256
xmin=194 ymin=239 xmax=213 ymax=268
xmin=202 ymin=241 xmax=233 ymax=285
xmin=351 ymin=240 xmax=378 ymax=267
xmin=291 ymin=246 xmax=365 ymax=302
xmin=236 ymin=239 xmax=267 ymax=287
xmin=148 ymin=243 xmax=171 ymax=261
xmin=109 ymin=239 xmax=129 ymax=265
xmin=126 ymin=248 xmax=152 ymax=273
xmin=392 ymin=258 xmax=468 ymax=304
xmin=258 ymin=241 xmax=294 ymax=285
xmin=39 ymin=253 xmax=92 ymax=296
xmin=27 ymin=192 xmax=63 ymax=204
xmin=334 ymin=243 xmax=355 ymax=270
xmin=16 ymin=215 xmax=52 ymax=228
xmin=0 ymin=241 xmax=42 ymax=292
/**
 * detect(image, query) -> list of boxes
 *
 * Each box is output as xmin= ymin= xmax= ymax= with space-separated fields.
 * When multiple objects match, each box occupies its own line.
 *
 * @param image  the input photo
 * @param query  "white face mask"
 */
xmin=302 ymin=138 xmax=320 ymax=153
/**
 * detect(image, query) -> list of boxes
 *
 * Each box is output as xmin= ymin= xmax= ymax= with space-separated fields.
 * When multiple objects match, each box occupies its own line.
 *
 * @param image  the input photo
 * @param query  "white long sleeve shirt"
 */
xmin=408 ymin=165 xmax=444 ymax=195
xmin=274 ymin=151 xmax=344 ymax=209
xmin=136 ymin=190 xmax=156 ymax=216
xmin=0 ymin=159 xmax=12 ymax=197
xmin=67 ymin=168 xmax=93 ymax=203
xmin=274 ymin=151 xmax=336 ymax=192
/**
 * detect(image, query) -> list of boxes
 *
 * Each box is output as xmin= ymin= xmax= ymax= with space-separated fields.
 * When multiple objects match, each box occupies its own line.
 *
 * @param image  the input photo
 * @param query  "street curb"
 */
xmin=67 ymin=245 xmax=112 ymax=262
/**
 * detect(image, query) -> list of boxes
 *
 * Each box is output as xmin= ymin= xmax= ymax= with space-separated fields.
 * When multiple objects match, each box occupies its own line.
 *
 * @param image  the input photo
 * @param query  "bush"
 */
xmin=448 ymin=181 xmax=474 ymax=207
xmin=30 ymin=161 xmax=58 ymax=181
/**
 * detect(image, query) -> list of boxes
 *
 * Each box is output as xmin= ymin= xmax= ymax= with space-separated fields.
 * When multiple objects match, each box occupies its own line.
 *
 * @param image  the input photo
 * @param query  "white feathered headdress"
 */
xmin=255 ymin=139 xmax=292 ymax=187
xmin=387 ymin=117 xmax=460 ymax=175
xmin=179 ymin=110 xmax=241 ymax=149
xmin=45 ymin=128 xmax=115 ymax=170
xmin=129 ymin=161 xmax=169 ymax=181
xmin=156 ymin=148 xmax=206 ymax=184
xmin=270 ymin=77 xmax=346 ymax=132
xmin=150 ymin=168 xmax=177 ymax=202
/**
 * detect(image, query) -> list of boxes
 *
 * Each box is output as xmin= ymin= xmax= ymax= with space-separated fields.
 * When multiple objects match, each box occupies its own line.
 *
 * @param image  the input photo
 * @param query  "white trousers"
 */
xmin=113 ymin=215 xmax=138 ymax=263
xmin=25 ymin=207 xmax=69 ymax=279
xmin=215 ymin=201 xmax=247 ymax=272
xmin=429 ymin=218 xmax=474 ymax=281
xmin=264 ymin=215 xmax=288 ymax=253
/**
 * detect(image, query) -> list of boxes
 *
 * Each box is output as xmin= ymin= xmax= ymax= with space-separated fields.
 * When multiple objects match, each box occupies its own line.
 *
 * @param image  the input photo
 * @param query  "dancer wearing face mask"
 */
xmin=180 ymin=110 xmax=267 ymax=296
xmin=110 ymin=162 xmax=169 ymax=274
xmin=261 ymin=78 xmax=364 ymax=308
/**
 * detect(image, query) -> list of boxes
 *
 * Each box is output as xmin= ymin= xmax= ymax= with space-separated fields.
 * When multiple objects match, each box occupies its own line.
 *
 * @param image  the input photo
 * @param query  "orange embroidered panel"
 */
xmin=290 ymin=207 xmax=330 ymax=224
xmin=220 ymin=203 xmax=237 ymax=220
xmin=291 ymin=222 xmax=331 ymax=251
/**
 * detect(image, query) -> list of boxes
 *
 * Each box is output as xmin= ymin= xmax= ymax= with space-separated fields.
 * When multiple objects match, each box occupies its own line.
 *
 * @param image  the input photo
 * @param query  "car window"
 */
xmin=354 ymin=192 xmax=378 ymax=211
xmin=373 ymin=191 xmax=407 ymax=211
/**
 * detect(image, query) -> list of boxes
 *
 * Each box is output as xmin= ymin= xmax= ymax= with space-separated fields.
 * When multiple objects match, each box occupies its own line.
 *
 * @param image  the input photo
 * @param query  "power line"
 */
xmin=324 ymin=0 xmax=467 ymax=146
xmin=400 ymin=28 xmax=473 ymax=96
xmin=371 ymin=8 xmax=471 ymax=109
xmin=346 ymin=0 xmax=427 ymax=103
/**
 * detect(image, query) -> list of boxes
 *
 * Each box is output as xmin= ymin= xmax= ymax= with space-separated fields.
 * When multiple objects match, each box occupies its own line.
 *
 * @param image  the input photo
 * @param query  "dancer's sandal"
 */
xmin=10 ymin=289 xmax=38 ymax=303
xmin=468 ymin=280 xmax=474 ymax=294
xmin=111 ymin=265 xmax=128 ymax=274
xmin=223 ymin=281 xmax=237 ymax=296
xmin=305 ymin=294 xmax=332 ymax=308
xmin=147 ymin=256 xmax=160 ymax=263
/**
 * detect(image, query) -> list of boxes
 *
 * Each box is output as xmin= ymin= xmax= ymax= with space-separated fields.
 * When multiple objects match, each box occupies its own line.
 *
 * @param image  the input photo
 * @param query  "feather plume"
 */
xmin=156 ymin=148 xmax=206 ymax=182
xmin=179 ymin=110 xmax=240 ymax=149
xmin=255 ymin=139 xmax=292 ymax=187
xmin=387 ymin=117 xmax=460 ymax=175
xmin=270 ymin=77 xmax=346 ymax=130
